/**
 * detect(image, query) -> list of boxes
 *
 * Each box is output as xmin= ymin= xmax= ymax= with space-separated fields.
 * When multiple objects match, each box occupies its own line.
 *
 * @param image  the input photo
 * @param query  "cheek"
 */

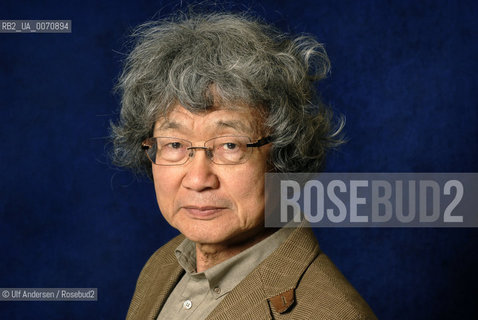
xmin=227 ymin=164 xmax=267 ymax=214
xmin=152 ymin=167 xmax=181 ymax=216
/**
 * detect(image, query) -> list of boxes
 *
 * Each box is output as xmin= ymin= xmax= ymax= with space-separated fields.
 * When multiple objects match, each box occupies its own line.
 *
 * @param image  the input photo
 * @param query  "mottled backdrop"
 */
xmin=0 ymin=0 xmax=477 ymax=319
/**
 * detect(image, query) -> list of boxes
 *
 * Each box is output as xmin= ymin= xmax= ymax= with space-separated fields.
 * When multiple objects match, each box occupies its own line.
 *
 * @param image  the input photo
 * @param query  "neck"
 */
xmin=195 ymin=228 xmax=276 ymax=273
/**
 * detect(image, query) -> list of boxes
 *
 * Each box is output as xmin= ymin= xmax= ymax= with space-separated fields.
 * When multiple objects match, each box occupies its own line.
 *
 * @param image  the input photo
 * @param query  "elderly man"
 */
xmin=112 ymin=11 xmax=376 ymax=320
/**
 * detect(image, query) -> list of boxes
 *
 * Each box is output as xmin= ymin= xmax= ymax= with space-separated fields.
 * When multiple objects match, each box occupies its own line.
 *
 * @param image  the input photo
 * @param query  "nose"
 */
xmin=181 ymin=147 xmax=219 ymax=191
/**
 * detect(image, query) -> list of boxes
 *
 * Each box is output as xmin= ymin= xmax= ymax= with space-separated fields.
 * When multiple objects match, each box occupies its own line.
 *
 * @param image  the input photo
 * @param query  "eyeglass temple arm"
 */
xmin=246 ymin=136 xmax=272 ymax=148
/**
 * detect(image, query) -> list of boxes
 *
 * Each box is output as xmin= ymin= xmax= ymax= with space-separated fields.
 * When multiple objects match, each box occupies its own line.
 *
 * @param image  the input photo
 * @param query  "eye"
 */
xmin=163 ymin=141 xmax=185 ymax=150
xmin=224 ymin=142 xmax=237 ymax=150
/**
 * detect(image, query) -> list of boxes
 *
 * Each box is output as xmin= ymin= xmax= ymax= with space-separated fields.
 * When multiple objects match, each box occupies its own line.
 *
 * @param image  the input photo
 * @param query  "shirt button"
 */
xmin=183 ymin=300 xmax=192 ymax=310
xmin=213 ymin=287 xmax=221 ymax=294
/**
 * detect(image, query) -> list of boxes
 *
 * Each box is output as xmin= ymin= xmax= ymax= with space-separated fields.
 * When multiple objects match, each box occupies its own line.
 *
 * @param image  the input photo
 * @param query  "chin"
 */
xmin=183 ymin=230 xmax=233 ymax=245
xmin=178 ymin=222 xmax=241 ymax=245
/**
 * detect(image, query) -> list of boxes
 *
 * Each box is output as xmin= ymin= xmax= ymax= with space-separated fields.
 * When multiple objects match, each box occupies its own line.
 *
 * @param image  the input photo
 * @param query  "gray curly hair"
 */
xmin=111 ymin=11 xmax=344 ymax=178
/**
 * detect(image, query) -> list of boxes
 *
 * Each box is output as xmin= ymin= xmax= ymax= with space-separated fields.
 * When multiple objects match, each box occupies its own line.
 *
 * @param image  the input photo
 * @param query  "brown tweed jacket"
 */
xmin=126 ymin=227 xmax=377 ymax=320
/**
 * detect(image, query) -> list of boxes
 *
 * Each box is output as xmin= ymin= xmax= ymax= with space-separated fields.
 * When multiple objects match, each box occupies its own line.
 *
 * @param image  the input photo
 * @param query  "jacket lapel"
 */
xmin=206 ymin=267 xmax=273 ymax=320
xmin=206 ymin=226 xmax=320 ymax=319
xmin=140 ymin=261 xmax=184 ymax=320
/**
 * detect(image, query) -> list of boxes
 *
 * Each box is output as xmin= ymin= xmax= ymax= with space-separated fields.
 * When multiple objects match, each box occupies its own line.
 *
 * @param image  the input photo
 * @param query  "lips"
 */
xmin=182 ymin=206 xmax=227 ymax=219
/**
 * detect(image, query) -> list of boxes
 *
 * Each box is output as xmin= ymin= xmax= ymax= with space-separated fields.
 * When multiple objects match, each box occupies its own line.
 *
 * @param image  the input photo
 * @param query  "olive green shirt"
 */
xmin=157 ymin=227 xmax=293 ymax=320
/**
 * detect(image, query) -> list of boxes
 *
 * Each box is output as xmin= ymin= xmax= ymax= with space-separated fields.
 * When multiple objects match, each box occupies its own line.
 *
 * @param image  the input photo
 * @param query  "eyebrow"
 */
xmin=155 ymin=119 xmax=252 ymax=134
xmin=156 ymin=121 xmax=183 ymax=131
xmin=215 ymin=120 xmax=250 ymax=133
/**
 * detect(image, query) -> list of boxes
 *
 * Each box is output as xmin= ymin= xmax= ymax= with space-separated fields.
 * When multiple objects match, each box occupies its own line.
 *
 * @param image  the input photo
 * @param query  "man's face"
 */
xmin=151 ymin=104 xmax=271 ymax=246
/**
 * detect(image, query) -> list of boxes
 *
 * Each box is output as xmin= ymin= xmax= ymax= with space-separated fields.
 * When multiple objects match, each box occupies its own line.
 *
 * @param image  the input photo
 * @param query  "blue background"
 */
xmin=1 ymin=0 xmax=477 ymax=319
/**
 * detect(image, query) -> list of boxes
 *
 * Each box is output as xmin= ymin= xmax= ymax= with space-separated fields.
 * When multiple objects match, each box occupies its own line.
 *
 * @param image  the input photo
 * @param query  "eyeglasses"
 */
xmin=141 ymin=135 xmax=272 ymax=166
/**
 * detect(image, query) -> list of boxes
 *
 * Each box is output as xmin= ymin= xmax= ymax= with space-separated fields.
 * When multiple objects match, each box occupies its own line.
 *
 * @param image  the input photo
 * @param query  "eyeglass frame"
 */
xmin=141 ymin=135 xmax=272 ymax=166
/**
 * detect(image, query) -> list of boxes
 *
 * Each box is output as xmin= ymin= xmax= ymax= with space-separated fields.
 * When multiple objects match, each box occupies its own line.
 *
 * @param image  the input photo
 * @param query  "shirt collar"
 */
xmin=174 ymin=227 xmax=293 ymax=298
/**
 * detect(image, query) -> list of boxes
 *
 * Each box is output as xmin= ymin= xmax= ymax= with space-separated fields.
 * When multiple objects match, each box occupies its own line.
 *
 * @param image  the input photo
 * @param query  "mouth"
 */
xmin=182 ymin=206 xmax=227 ymax=219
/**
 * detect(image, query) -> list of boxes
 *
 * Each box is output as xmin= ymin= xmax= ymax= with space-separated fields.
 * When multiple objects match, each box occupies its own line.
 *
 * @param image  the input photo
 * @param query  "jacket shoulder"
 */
xmin=292 ymin=252 xmax=377 ymax=320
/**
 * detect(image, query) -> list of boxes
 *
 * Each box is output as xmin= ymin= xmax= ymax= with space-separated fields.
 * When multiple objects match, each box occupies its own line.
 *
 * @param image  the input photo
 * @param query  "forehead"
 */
xmin=154 ymin=104 xmax=264 ymax=135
